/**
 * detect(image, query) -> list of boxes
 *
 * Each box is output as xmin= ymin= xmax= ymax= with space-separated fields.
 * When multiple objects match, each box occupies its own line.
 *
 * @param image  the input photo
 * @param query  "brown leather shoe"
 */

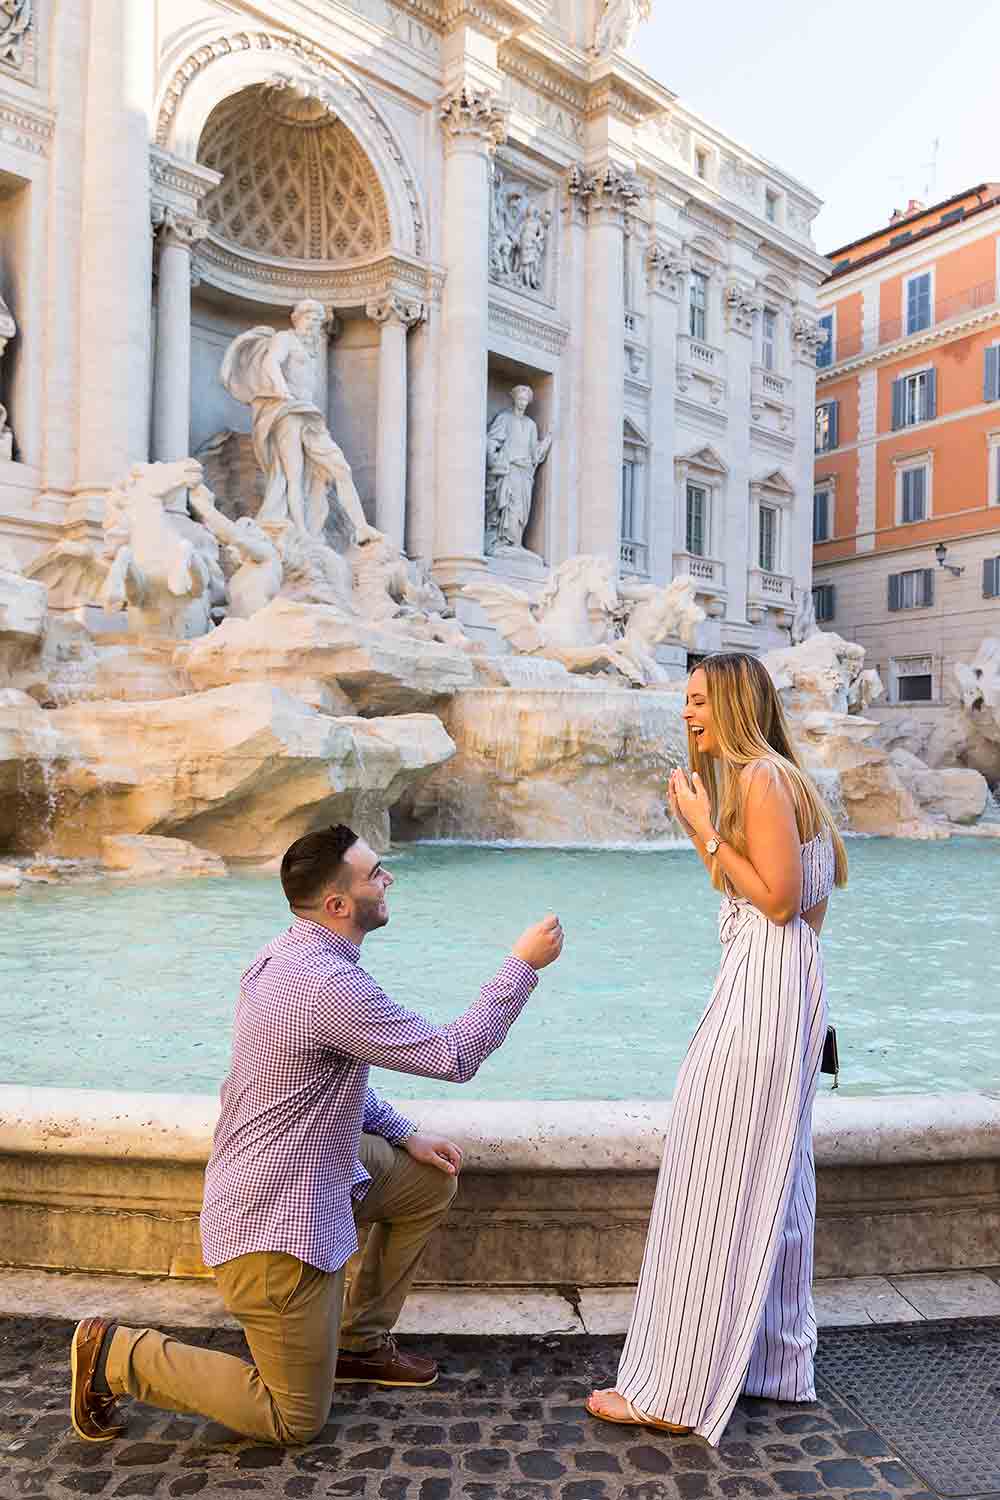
xmin=336 ymin=1336 xmax=437 ymax=1387
xmin=71 ymin=1318 xmax=126 ymax=1443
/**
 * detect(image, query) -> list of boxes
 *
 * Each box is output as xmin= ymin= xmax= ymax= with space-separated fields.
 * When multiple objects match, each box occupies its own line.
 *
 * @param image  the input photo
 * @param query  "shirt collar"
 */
xmin=289 ymin=917 xmax=360 ymax=965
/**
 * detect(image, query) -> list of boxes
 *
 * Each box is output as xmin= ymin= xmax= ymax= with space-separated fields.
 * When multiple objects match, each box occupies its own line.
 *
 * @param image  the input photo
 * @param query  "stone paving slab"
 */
xmin=0 ymin=1315 xmax=965 ymax=1500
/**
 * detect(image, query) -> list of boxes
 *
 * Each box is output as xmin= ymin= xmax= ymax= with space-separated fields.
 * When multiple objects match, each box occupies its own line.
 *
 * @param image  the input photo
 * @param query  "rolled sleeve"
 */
xmin=363 ymin=1085 xmax=416 ymax=1144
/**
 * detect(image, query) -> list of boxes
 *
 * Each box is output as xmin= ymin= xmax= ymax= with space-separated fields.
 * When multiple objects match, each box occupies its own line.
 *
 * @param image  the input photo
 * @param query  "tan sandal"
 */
xmin=585 ymin=1389 xmax=692 ymax=1433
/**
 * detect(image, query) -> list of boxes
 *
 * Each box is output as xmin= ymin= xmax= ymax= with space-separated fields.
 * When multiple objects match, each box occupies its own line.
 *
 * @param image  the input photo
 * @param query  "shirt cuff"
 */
xmin=380 ymin=1108 xmax=418 ymax=1144
xmin=495 ymin=954 xmax=539 ymax=1001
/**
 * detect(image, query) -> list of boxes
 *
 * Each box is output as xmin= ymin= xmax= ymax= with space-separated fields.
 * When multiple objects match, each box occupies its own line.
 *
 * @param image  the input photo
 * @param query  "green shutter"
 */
xmin=922 ymin=568 xmax=935 ymax=607
xmin=829 ymin=402 xmax=839 ymax=448
xmin=888 ymin=573 xmax=901 ymax=610
xmin=986 ymin=347 xmax=1000 ymax=402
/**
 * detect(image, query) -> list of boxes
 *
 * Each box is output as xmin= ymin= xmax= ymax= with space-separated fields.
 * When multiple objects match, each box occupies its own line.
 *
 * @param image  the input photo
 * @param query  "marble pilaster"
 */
xmin=151 ymin=212 xmax=207 ymax=463
xmin=792 ymin=311 xmax=828 ymax=587
xmin=74 ymin=0 xmax=155 ymax=500
xmin=434 ymin=85 xmax=505 ymax=598
xmin=722 ymin=282 xmax=757 ymax=626
xmin=646 ymin=243 xmax=688 ymax=585
xmin=367 ymin=293 xmax=423 ymax=553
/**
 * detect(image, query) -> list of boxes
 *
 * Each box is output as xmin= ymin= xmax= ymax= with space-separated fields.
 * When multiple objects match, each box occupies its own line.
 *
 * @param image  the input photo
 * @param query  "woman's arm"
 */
xmin=671 ymin=764 xmax=803 ymax=925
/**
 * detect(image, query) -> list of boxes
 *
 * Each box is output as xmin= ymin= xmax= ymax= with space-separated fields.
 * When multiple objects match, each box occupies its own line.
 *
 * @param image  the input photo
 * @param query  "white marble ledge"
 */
xmin=2 ymin=1270 xmax=1000 ymax=1336
xmin=1 ymin=1086 xmax=998 ymax=1170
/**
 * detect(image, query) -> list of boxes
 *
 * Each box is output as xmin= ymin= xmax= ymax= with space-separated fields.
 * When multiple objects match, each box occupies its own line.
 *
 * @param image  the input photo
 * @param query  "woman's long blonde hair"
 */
xmin=688 ymin=652 xmax=848 ymax=893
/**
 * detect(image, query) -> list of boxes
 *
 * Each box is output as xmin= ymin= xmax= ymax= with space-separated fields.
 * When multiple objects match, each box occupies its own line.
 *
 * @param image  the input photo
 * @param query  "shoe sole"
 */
xmin=70 ymin=1319 xmax=121 ymax=1444
xmin=335 ymin=1373 xmax=438 ymax=1388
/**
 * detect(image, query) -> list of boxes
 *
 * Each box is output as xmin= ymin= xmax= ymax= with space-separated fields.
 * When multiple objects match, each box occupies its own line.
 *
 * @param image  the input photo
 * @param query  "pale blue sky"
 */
xmin=633 ymin=0 xmax=999 ymax=255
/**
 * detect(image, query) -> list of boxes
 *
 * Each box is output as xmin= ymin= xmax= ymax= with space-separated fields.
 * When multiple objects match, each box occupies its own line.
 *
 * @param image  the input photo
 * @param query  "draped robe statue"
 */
xmin=485 ymin=385 xmax=553 ymax=557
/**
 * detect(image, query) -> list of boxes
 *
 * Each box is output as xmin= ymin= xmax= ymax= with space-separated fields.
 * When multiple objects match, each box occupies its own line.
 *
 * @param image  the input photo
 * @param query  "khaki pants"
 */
xmin=106 ymin=1134 xmax=457 ymax=1445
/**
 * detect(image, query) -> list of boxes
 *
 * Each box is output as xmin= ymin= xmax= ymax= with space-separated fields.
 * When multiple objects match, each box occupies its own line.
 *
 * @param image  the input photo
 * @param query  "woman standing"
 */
xmin=587 ymin=653 xmax=847 ymax=1446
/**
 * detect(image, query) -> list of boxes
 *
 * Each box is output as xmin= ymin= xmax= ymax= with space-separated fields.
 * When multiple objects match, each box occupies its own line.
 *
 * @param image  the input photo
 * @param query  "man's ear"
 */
xmin=323 ymin=887 xmax=351 ymax=920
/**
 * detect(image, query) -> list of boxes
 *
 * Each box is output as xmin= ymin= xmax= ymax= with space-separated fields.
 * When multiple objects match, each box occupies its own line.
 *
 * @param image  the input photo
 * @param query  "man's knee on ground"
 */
xmin=273 ymin=1404 xmax=328 ymax=1447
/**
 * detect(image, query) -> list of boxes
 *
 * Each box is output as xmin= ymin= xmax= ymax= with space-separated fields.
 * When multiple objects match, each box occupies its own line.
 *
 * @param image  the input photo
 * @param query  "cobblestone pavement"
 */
xmin=0 ymin=1317 xmax=963 ymax=1500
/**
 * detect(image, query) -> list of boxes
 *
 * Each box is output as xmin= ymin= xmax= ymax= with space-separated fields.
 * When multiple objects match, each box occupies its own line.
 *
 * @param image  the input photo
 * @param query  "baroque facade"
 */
xmin=0 ymin=0 xmax=827 ymax=654
xmin=813 ymin=184 xmax=1000 ymax=708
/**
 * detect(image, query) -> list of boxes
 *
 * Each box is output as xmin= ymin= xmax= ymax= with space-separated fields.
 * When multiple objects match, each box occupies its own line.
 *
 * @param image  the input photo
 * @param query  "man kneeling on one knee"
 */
xmin=71 ymin=825 xmax=564 ymax=1447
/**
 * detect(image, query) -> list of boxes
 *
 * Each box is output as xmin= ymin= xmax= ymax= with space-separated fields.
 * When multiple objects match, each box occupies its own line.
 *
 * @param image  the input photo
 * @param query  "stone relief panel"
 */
xmin=0 ymin=1 xmax=32 ymax=76
xmin=719 ymin=152 xmax=760 ymax=210
xmin=489 ymin=162 xmax=555 ymax=303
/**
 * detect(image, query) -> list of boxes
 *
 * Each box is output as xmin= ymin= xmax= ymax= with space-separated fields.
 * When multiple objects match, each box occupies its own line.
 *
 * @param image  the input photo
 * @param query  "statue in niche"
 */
xmin=591 ymin=0 xmax=652 ymax=56
xmin=220 ymin=299 xmax=380 ymax=544
xmin=0 ymin=290 xmax=16 ymax=459
xmin=485 ymin=385 xmax=553 ymax=558
xmin=0 ymin=1 xmax=31 ymax=68
xmin=489 ymin=169 xmax=552 ymax=294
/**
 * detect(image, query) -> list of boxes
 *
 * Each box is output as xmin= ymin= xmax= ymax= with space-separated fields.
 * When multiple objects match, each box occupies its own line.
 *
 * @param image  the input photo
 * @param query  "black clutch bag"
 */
xmin=820 ymin=1025 xmax=839 ymax=1089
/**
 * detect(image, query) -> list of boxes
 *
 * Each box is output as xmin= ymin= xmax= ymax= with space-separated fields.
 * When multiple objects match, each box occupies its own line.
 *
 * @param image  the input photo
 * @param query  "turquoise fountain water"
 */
xmin=3 ymin=839 xmax=997 ymax=1099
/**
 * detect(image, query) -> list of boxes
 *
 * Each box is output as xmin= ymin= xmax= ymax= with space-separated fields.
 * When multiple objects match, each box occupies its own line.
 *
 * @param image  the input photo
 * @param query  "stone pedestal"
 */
xmin=434 ymin=87 xmax=505 ymax=599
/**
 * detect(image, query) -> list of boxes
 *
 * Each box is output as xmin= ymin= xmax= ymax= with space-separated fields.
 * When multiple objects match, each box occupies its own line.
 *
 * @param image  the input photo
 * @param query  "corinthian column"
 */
xmin=152 ymin=211 xmax=208 ymax=462
xmin=572 ymin=164 xmax=642 ymax=568
xmin=75 ymin=0 xmax=155 ymax=497
xmin=367 ymin=293 xmax=424 ymax=553
xmin=434 ymin=86 xmax=506 ymax=599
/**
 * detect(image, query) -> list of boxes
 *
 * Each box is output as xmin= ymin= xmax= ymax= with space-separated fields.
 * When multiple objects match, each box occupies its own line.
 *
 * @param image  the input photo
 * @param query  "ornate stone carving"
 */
xmin=647 ymin=242 xmax=689 ymax=299
xmin=485 ymin=385 xmax=552 ymax=557
xmin=0 ymin=1 xmax=31 ymax=70
xmin=188 ymin=484 xmax=283 ymax=620
xmin=198 ymin=83 xmax=390 ymax=263
xmin=154 ymin=32 xmax=426 ymax=259
xmin=590 ymin=0 xmax=652 ymax=56
xmin=439 ymin=85 xmax=506 ymax=150
xmin=566 ymin=162 xmax=642 ymax=226
xmin=792 ymin=313 xmax=829 ymax=361
xmin=489 ymin=166 xmax=553 ymax=295
xmin=487 ymin=300 xmax=570 ymax=357
xmin=151 ymin=205 xmax=210 ymax=253
xmin=365 ymin=292 xmax=424 ymax=329
xmin=719 ymin=152 xmax=759 ymax=207
xmin=724 ymin=282 xmax=760 ymax=336
xmin=220 ymin=300 xmax=378 ymax=541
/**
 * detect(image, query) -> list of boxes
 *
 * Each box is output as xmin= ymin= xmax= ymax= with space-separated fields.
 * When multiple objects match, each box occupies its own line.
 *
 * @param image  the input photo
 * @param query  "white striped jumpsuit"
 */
xmin=616 ymin=831 xmax=835 ymax=1445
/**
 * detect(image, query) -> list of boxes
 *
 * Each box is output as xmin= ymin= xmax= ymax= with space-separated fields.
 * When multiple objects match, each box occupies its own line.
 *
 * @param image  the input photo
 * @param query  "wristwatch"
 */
xmin=705 ymin=834 xmax=722 ymax=856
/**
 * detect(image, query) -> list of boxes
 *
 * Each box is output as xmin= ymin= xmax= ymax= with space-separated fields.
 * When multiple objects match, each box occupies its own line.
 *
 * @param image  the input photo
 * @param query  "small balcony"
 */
xmin=747 ymin=566 xmax=794 ymax=614
xmin=676 ymin=336 xmax=727 ymax=405
xmin=620 ymin=539 xmax=650 ymax=576
xmin=674 ymin=551 xmax=726 ymax=593
xmin=751 ymin=364 xmax=793 ymax=428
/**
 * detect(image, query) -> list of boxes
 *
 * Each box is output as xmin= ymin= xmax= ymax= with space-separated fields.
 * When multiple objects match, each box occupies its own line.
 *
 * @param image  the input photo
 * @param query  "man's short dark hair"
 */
xmin=280 ymin=825 xmax=359 ymax=909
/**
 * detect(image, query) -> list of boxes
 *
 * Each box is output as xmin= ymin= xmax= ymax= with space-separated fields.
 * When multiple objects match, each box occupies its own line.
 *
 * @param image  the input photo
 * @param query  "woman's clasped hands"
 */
xmin=668 ymin=768 xmax=715 ymax=845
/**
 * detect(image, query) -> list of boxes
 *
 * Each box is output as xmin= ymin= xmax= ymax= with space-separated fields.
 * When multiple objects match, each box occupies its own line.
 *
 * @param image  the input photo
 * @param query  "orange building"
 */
xmin=812 ymin=184 xmax=1000 ymax=712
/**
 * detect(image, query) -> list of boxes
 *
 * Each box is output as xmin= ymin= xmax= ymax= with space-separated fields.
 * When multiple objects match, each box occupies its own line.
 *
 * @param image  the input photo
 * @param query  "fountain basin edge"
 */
xmin=1 ymin=1087 xmax=997 ymax=1285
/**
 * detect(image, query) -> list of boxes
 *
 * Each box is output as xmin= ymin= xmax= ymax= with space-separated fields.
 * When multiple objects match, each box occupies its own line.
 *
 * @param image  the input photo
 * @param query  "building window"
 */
xmin=900 ymin=464 xmax=928 ymax=523
xmin=983 ymin=557 xmax=1000 ymax=598
xmin=893 ymin=655 xmax=934 ymax=702
xmin=816 ymin=312 xmax=834 ymax=369
xmin=686 ymin=482 xmax=708 ymax=556
xmin=985 ymin=345 xmax=1000 ymax=402
xmin=758 ymin=504 xmax=777 ymax=572
xmin=689 ymin=271 xmax=708 ymax=341
xmin=765 ymin=190 xmax=779 ymax=224
xmin=888 ymin=568 xmax=934 ymax=611
xmin=762 ymin=308 xmax=778 ymax=371
xmin=621 ymin=460 xmax=644 ymax=564
xmin=695 ymin=147 xmax=709 ymax=181
xmin=905 ymin=272 xmax=932 ymax=335
xmin=892 ymin=369 xmax=937 ymax=429
xmin=813 ymin=489 xmax=831 ymax=543
xmin=813 ymin=583 xmax=835 ymax=623
xmin=815 ymin=400 xmax=839 ymax=453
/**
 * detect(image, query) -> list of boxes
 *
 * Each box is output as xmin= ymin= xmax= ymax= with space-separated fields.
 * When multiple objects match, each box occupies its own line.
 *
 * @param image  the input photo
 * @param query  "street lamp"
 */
xmin=934 ymin=541 xmax=964 ymax=577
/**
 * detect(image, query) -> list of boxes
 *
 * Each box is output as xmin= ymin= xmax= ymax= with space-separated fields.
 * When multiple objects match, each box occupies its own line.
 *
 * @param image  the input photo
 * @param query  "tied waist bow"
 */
xmin=718 ymin=896 xmax=759 ymax=946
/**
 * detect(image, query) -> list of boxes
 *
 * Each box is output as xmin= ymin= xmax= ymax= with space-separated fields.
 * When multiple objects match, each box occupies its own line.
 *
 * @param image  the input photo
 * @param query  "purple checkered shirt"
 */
xmin=200 ymin=917 xmax=537 ymax=1273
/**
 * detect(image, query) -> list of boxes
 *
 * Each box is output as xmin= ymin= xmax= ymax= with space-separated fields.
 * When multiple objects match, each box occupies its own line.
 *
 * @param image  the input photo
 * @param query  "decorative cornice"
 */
xmin=499 ymin=44 xmax=587 ymax=113
xmin=366 ymin=292 xmax=425 ymax=328
xmin=647 ymin=242 xmax=689 ymax=299
xmin=193 ymin=238 xmax=438 ymax=309
xmin=487 ymin=297 xmax=570 ymax=356
xmin=439 ymin=85 xmax=507 ymax=152
xmin=0 ymin=95 xmax=53 ymax=157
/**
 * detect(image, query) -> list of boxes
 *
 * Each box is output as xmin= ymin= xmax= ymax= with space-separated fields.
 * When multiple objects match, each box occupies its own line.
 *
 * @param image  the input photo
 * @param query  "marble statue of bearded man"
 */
xmin=220 ymin=299 xmax=378 ymax=543
xmin=485 ymin=385 xmax=553 ymax=556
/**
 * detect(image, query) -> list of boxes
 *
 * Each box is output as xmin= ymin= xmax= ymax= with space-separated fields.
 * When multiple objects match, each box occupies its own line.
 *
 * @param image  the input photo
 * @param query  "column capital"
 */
xmin=647 ymin=242 xmax=689 ymax=300
xmin=151 ymin=204 xmax=210 ymax=251
xmin=439 ymin=85 xmax=507 ymax=153
xmin=366 ymin=293 xmax=425 ymax=330
xmin=565 ymin=162 xmax=643 ymax=229
xmin=724 ymin=282 xmax=761 ymax=337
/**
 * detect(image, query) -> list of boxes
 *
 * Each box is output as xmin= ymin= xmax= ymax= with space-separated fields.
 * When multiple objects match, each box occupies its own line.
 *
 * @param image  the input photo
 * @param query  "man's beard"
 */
xmin=354 ymin=892 xmax=389 ymax=933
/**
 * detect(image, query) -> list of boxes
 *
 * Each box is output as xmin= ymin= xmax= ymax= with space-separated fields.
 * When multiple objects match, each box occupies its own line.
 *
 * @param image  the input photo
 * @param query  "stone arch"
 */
xmin=155 ymin=29 xmax=426 ymax=259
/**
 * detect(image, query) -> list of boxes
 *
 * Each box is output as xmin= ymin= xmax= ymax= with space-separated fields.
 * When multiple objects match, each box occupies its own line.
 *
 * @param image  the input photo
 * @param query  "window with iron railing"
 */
xmin=878 ymin=279 xmax=996 ymax=346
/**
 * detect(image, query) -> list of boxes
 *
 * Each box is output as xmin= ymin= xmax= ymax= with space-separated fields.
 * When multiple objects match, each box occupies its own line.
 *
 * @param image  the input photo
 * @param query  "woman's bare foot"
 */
xmin=586 ymin=1387 xmax=692 ymax=1433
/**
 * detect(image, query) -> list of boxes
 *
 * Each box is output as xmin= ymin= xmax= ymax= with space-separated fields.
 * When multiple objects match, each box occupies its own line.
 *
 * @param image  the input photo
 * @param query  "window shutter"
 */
xmin=888 ymin=573 xmax=901 ymax=611
xmin=829 ymin=401 xmax=839 ymax=448
xmin=986 ymin=347 xmax=1000 ymax=402
xmin=984 ymin=557 xmax=1000 ymax=598
xmin=922 ymin=568 xmax=934 ymax=607
xmin=828 ymin=583 xmax=836 ymax=619
xmin=926 ymin=368 xmax=938 ymax=419
xmin=891 ymin=379 xmax=903 ymax=430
